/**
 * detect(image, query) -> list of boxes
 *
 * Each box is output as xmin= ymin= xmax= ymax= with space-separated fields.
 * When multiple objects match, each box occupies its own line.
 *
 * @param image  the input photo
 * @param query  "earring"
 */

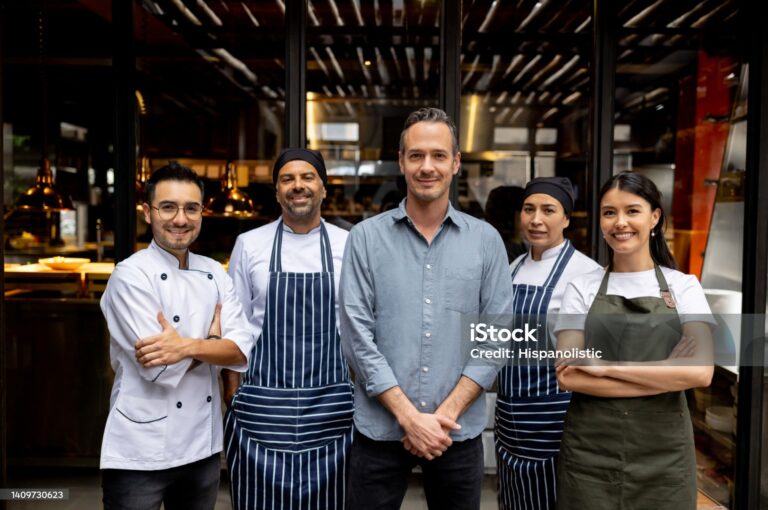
xmin=651 ymin=231 xmax=656 ymax=237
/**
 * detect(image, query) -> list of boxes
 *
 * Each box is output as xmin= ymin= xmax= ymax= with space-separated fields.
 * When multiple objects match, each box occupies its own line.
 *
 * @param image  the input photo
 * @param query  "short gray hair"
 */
xmin=399 ymin=107 xmax=459 ymax=156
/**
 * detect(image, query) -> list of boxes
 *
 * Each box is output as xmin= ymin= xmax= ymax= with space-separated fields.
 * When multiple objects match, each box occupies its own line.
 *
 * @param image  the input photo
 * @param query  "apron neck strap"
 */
xmin=510 ymin=253 xmax=527 ymax=281
xmin=269 ymin=219 xmax=334 ymax=273
xmin=542 ymin=240 xmax=574 ymax=289
xmin=511 ymin=240 xmax=575 ymax=290
xmin=654 ymin=264 xmax=670 ymax=292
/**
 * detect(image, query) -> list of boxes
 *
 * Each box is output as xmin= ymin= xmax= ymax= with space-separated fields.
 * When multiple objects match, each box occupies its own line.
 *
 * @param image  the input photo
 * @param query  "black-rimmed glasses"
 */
xmin=151 ymin=203 xmax=204 ymax=220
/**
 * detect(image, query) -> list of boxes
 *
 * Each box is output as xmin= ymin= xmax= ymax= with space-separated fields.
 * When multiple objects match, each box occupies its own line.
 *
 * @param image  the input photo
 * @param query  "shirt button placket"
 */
xmin=421 ymin=255 xmax=435 ymax=412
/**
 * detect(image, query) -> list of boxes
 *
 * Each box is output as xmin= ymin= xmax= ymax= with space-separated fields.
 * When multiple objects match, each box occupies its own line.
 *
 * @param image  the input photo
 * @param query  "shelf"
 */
xmin=691 ymin=414 xmax=736 ymax=451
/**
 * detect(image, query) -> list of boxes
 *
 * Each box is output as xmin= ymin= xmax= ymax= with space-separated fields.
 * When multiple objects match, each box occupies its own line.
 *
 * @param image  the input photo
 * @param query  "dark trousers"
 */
xmin=102 ymin=453 xmax=220 ymax=510
xmin=346 ymin=430 xmax=484 ymax=510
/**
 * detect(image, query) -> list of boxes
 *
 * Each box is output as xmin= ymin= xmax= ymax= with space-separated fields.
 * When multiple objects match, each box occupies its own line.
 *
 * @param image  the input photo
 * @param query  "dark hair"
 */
xmin=599 ymin=171 xmax=677 ymax=270
xmin=399 ymin=107 xmax=459 ymax=156
xmin=145 ymin=162 xmax=205 ymax=205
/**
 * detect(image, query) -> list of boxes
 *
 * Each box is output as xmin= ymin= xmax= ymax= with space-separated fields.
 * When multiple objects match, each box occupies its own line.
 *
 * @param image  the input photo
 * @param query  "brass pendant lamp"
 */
xmin=204 ymin=109 xmax=256 ymax=217
xmin=204 ymin=160 xmax=256 ymax=216
xmin=16 ymin=158 xmax=74 ymax=211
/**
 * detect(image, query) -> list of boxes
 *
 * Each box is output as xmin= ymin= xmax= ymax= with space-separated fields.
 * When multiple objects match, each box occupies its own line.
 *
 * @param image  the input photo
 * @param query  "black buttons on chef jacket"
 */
xmin=207 ymin=274 xmax=213 ymax=280
xmin=173 ymin=315 xmax=180 ymax=323
xmin=207 ymin=396 xmax=212 ymax=402
xmin=176 ymin=402 xmax=182 ymax=409
xmin=161 ymin=273 xmax=167 ymax=280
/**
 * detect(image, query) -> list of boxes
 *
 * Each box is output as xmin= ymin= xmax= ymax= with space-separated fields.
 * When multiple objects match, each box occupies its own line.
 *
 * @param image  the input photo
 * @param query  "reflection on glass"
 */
xmin=459 ymin=0 xmax=593 ymax=260
xmin=305 ymin=1 xmax=440 ymax=222
xmin=612 ymin=2 xmax=745 ymax=507
xmin=135 ymin=1 xmax=287 ymax=258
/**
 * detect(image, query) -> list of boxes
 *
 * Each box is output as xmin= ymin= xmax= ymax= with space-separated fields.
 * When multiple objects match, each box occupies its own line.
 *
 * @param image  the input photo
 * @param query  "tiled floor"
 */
xmin=5 ymin=467 xmax=499 ymax=509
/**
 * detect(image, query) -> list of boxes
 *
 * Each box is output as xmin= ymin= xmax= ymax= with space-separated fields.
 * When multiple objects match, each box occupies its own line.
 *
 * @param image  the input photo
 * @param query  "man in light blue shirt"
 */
xmin=340 ymin=108 xmax=512 ymax=510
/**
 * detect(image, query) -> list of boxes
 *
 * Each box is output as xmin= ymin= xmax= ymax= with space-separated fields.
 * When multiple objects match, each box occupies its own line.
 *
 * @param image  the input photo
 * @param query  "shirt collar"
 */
xmin=391 ymin=198 xmax=466 ymax=230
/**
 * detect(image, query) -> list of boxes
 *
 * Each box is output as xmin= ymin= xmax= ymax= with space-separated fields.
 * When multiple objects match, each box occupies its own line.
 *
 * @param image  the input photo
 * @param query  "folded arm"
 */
xmin=555 ymin=324 xmax=712 ymax=397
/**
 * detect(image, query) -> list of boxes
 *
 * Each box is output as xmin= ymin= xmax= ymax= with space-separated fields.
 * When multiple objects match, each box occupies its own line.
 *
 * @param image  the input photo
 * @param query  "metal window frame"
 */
xmin=441 ymin=0 xmax=461 ymax=206
xmin=113 ymin=0 xmax=136 ymax=262
xmin=285 ymin=0 xmax=306 ymax=149
xmin=589 ymin=0 xmax=617 ymax=265
xmin=735 ymin=0 xmax=768 ymax=507
xmin=0 ymin=3 xmax=6 ymax=507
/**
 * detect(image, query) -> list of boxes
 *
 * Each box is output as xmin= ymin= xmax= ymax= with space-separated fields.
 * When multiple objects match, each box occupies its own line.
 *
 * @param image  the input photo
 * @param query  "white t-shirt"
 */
xmin=228 ymin=218 xmax=348 ymax=342
xmin=509 ymin=241 xmax=602 ymax=315
xmin=554 ymin=266 xmax=716 ymax=333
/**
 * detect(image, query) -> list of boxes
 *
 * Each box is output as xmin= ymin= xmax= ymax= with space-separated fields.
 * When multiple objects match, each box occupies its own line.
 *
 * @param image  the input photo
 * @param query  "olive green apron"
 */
xmin=556 ymin=266 xmax=696 ymax=510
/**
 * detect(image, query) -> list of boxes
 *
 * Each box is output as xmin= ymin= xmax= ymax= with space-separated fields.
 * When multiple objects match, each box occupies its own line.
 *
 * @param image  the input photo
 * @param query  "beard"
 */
xmin=281 ymin=189 xmax=321 ymax=219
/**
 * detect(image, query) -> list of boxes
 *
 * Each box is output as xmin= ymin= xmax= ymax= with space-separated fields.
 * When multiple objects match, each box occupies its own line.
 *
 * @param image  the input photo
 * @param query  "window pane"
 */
xmin=613 ymin=1 xmax=745 ymax=507
xmin=3 ymin=2 xmax=114 ymax=262
xmin=306 ymin=0 xmax=441 ymax=225
xmin=459 ymin=0 xmax=593 ymax=261
xmin=137 ymin=1 xmax=286 ymax=260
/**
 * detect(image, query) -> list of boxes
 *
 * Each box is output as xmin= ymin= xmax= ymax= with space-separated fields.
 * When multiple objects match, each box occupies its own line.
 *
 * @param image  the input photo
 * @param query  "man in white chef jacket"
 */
xmin=99 ymin=162 xmax=253 ymax=510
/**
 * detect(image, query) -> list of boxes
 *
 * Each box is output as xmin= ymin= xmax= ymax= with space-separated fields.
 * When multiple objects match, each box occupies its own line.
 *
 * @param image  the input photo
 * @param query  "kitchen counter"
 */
xmin=5 ymin=262 xmax=115 ymax=298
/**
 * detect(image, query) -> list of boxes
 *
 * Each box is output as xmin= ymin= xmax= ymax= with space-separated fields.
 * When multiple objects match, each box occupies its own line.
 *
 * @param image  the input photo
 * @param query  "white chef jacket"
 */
xmin=228 ymin=218 xmax=348 ymax=340
xmin=509 ymin=241 xmax=603 ymax=314
xmin=100 ymin=240 xmax=253 ymax=470
xmin=509 ymin=241 xmax=602 ymax=348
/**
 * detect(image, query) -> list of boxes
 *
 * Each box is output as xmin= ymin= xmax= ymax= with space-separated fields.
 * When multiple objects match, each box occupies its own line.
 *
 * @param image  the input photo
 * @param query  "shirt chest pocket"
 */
xmin=444 ymin=266 xmax=482 ymax=313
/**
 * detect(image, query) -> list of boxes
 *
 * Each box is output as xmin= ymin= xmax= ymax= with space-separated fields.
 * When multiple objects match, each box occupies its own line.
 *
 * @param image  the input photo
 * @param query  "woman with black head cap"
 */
xmin=494 ymin=177 xmax=601 ymax=510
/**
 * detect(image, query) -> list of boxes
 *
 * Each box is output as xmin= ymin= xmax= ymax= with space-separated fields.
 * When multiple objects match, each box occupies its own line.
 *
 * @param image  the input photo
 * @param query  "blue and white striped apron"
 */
xmin=225 ymin=221 xmax=354 ymax=510
xmin=495 ymin=241 xmax=575 ymax=510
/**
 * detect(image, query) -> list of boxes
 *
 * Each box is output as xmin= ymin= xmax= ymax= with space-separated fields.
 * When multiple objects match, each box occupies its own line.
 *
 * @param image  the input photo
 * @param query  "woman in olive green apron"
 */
xmin=553 ymin=172 xmax=715 ymax=510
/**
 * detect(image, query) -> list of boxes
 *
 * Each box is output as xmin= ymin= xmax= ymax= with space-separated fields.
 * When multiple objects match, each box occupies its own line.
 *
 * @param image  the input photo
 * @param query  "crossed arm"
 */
xmin=555 ymin=321 xmax=714 ymax=397
xmin=135 ymin=304 xmax=246 ymax=369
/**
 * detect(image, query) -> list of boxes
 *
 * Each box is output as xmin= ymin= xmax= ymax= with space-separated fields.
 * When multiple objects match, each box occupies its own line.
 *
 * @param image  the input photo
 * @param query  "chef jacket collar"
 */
xmin=391 ymin=198 xmax=467 ymax=231
xmin=280 ymin=217 xmax=324 ymax=235
xmin=149 ymin=239 xmax=191 ymax=269
xmin=524 ymin=239 xmax=567 ymax=262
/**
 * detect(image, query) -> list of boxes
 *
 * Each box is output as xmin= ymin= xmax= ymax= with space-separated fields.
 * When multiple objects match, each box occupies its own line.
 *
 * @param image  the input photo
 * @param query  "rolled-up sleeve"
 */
xmin=462 ymin=226 xmax=513 ymax=389
xmin=339 ymin=226 xmax=399 ymax=397
xmin=101 ymin=265 xmax=192 ymax=389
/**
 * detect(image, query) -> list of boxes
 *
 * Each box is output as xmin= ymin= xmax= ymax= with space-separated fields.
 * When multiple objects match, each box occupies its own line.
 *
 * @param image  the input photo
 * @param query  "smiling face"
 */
xmin=600 ymin=187 xmax=660 ymax=258
xmin=520 ymin=193 xmax=570 ymax=256
xmin=142 ymin=179 xmax=203 ymax=261
xmin=275 ymin=160 xmax=326 ymax=227
xmin=399 ymin=121 xmax=461 ymax=206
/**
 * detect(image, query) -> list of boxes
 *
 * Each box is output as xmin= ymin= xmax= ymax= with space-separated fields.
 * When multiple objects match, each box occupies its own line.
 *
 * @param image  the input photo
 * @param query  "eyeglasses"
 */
xmin=151 ymin=203 xmax=204 ymax=220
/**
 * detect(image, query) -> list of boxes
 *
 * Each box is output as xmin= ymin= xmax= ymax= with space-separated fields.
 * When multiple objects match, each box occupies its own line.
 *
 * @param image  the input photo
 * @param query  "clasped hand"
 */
xmin=400 ymin=412 xmax=461 ymax=461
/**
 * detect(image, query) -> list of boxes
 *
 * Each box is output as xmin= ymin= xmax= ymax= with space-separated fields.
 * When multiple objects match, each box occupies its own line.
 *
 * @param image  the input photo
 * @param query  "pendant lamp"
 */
xmin=15 ymin=7 xmax=72 ymax=212
xmin=16 ymin=158 xmax=74 ymax=211
xmin=204 ymin=161 xmax=256 ymax=216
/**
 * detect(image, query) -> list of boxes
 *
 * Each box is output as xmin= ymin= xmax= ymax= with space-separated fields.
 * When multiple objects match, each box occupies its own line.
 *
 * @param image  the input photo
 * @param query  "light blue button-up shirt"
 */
xmin=339 ymin=200 xmax=513 ymax=441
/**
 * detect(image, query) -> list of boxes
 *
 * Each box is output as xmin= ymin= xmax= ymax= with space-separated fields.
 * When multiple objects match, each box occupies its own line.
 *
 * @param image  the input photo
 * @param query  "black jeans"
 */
xmin=102 ymin=453 xmax=220 ymax=510
xmin=346 ymin=430 xmax=484 ymax=510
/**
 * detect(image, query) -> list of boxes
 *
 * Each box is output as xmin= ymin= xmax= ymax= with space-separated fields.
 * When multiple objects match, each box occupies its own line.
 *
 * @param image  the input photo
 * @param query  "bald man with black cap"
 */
xmin=222 ymin=148 xmax=354 ymax=510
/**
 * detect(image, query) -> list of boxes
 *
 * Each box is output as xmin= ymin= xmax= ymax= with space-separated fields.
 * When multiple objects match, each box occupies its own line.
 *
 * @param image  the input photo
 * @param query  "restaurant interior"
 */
xmin=2 ymin=0 xmax=768 ymax=508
